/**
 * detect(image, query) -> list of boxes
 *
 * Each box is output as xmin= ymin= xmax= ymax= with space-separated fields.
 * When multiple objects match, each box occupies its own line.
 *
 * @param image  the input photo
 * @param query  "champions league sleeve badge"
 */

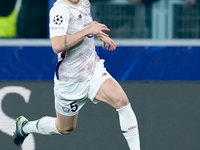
xmin=53 ymin=15 xmax=63 ymax=25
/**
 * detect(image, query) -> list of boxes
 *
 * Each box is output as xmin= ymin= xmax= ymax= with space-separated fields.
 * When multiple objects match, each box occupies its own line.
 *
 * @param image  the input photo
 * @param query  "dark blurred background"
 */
xmin=1 ymin=0 xmax=200 ymax=39
xmin=0 ymin=0 xmax=47 ymax=38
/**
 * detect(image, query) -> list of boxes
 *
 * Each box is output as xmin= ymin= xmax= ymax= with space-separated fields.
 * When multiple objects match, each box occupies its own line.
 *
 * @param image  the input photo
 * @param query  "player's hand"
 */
xmin=87 ymin=21 xmax=110 ymax=37
xmin=99 ymin=36 xmax=116 ymax=51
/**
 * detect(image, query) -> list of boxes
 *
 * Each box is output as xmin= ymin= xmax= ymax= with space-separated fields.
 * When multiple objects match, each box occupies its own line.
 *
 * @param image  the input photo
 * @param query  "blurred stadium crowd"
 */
xmin=0 ymin=0 xmax=200 ymax=39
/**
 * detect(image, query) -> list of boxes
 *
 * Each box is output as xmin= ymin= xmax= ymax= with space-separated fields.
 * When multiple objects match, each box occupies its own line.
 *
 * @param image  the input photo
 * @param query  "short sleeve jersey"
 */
xmin=49 ymin=0 xmax=99 ymax=82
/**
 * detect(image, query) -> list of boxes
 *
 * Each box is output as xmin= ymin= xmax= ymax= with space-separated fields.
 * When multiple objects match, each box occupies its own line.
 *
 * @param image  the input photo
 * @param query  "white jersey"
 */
xmin=49 ymin=0 xmax=99 ymax=82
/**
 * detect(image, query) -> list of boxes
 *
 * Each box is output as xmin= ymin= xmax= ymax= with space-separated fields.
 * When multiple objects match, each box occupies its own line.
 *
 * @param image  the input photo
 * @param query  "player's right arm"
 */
xmin=51 ymin=30 xmax=89 ymax=54
xmin=51 ymin=21 xmax=110 ymax=53
xmin=50 ymin=5 xmax=116 ymax=54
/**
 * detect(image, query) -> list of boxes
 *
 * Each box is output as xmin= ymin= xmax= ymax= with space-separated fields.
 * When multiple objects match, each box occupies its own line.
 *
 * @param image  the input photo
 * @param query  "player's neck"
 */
xmin=63 ymin=0 xmax=82 ymax=7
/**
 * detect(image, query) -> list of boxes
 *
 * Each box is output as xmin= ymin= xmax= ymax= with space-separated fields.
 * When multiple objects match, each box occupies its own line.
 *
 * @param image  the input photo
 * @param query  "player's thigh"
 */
xmin=95 ymin=78 xmax=129 ymax=109
xmin=55 ymin=111 xmax=79 ymax=133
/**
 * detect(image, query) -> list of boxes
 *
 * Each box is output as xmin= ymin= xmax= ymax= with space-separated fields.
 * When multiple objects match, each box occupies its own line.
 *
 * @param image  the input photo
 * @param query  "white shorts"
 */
xmin=54 ymin=59 xmax=112 ymax=116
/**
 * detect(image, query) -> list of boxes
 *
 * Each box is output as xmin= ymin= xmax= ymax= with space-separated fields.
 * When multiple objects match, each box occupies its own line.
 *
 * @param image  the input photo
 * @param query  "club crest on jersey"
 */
xmin=78 ymin=14 xmax=82 ymax=18
xmin=53 ymin=15 xmax=63 ymax=25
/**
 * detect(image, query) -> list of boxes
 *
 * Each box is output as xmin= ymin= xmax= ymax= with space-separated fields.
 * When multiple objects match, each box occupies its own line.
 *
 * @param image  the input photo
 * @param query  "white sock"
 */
xmin=23 ymin=116 xmax=61 ymax=135
xmin=117 ymin=104 xmax=140 ymax=150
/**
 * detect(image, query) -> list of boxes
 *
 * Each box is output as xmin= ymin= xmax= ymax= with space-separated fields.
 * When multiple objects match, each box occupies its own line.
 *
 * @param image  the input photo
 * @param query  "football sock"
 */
xmin=117 ymin=103 xmax=140 ymax=150
xmin=23 ymin=116 xmax=61 ymax=135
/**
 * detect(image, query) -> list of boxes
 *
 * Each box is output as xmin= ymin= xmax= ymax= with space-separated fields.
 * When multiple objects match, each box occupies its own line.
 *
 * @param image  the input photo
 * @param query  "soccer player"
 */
xmin=13 ymin=0 xmax=140 ymax=149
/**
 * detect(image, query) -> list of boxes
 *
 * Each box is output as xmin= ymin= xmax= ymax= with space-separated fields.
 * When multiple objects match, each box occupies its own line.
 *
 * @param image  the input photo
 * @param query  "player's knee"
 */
xmin=114 ymin=93 xmax=129 ymax=109
xmin=58 ymin=126 xmax=76 ymax=135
